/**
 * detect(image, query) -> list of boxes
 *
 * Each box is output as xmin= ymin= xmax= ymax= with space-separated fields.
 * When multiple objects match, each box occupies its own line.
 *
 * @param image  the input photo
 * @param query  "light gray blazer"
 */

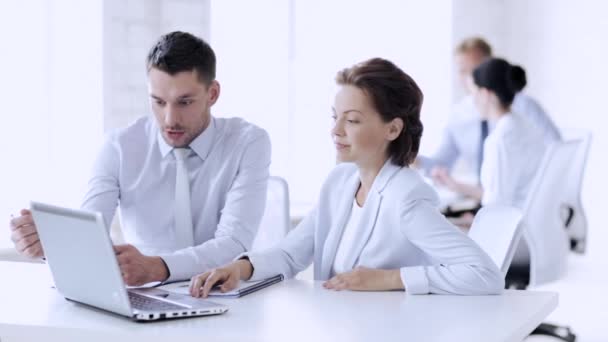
xmin=245 ymin=161 xmax=504 ymax=295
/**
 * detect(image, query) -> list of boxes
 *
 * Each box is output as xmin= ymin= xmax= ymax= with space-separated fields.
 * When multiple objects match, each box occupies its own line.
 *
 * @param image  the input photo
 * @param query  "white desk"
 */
xmin=0 ymin=262 xmax=557 ymax=342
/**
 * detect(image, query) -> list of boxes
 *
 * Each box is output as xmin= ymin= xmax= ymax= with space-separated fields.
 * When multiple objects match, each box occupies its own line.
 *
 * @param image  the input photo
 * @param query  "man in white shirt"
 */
xmin=9 ymin=31 xmax=271 ymax=285
xmin=417 ymin=37 xmax=560 ymax=211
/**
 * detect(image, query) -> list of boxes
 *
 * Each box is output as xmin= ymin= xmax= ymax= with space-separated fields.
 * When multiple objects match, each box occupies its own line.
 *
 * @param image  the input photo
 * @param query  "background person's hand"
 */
xmin=323 ymin=266 xmax=403 ymax=291
xmin=431 ymin=167 xmax=484 ymax=200
xmin=430 ymin=167 xmax=457 ymax=189
xmin=10 ymin=209 xmax=44 ymax=258
xmin=114 ymin=244 xmax=168 ymax=286
xmin=189 ymin=259 xmax=253 ymax=298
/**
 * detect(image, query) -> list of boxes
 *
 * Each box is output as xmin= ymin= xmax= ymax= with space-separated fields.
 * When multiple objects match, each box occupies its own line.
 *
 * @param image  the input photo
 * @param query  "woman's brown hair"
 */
xmin=335 ymin=58 xmax=424 ymax=166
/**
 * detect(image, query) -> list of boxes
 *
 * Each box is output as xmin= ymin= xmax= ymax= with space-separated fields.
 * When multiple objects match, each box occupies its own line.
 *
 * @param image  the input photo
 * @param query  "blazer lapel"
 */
xmin=319 ymin=171 xmax=360 ymax=279
xmin=342 ymin=161 xmax=402 ymax=271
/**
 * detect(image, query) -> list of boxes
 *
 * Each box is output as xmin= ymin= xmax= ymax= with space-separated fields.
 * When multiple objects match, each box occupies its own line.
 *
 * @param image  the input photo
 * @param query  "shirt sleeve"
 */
xmin=398 ymin=200 xmax=504 ymax=295
xmin=525 ymin=100 xmax=562 ymax=142
xmin=80 ymin=134 xmax=120 ymax=230
xmin=481 ymin=138 xmax=515 ymax=207
xmin=418 ymin=122 xmax=461 ymax=175
xmin=160 ymin=131 xmax=272 ymax=282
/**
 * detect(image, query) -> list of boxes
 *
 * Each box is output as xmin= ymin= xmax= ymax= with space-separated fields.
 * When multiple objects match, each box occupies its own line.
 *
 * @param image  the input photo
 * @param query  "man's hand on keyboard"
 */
xmin=114 ymin=244 xmax=169 ymax=286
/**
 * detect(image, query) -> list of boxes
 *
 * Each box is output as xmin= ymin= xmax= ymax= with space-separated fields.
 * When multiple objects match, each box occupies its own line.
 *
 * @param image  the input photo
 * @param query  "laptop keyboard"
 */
xmin=128 ymin=291 xmax=186 ymax=311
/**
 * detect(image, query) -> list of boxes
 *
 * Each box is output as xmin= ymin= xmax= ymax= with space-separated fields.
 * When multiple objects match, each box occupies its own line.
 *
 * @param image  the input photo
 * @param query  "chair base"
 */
xmin=531 ymin=323 xmax=576 ymax=342
xmin=505 ymin=264 xmax=529 ymax=290
xmin=562 ymin=204 xmax=587 ymax=254
xmin=505 ymin=265 xmax=576 ymax=341
xmin=570 ymin=238 xmax=586 ymax=254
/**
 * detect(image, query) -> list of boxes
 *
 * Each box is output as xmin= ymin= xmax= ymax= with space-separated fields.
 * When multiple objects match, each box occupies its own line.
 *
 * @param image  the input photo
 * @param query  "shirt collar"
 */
xmin=157 ymin=116 xmax=217 ymax=160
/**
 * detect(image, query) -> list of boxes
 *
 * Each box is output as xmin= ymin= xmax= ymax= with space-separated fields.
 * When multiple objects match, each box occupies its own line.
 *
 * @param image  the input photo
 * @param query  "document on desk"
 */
xmin=158 ymin=274 xmax=284 ymax=298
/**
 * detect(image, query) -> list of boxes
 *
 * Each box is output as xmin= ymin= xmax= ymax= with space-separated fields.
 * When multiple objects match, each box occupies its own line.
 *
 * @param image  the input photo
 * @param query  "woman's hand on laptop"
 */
xmin=189 ymin=259 xmax=253 ymax=298
xmin=9 ymin=209 xmax=45 ymax=259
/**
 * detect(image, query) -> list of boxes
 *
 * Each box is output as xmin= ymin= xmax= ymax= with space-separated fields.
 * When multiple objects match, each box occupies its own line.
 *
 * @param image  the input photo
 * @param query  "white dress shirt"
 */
xmin=418 ymin=96 xmax=480 ymax=175
xmin=243 ymin=161 xmax=504 ymax=295
xmin=419 ymin=94 xmax=560 ymax=178
xmin=511 ymin=93 xmax=561 ymax=142
xmin=481 ymin=112 xmax=548 ymax=209
xmin=81 ymin=115 xmax=271 ymax=281
xmin=332 ymin=199 xmax=363 ymax=275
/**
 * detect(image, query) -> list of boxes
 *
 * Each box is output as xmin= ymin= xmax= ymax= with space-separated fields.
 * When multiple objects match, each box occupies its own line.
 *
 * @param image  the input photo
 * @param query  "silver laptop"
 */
xmin=31 ymin=201 xmax=228 ymax=321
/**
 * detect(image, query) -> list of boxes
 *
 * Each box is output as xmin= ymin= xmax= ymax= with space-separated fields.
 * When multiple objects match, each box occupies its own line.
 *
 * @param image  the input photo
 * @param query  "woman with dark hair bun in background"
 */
xmin=472 ymin=58 xmax=549 ymax=209
xmin=433 ymin=58 xmax=550 ymax=230
xmin=419 ymin=38 xmax=560 ymax=224
xmin=509 ymin=65 xmax=561 ymax=142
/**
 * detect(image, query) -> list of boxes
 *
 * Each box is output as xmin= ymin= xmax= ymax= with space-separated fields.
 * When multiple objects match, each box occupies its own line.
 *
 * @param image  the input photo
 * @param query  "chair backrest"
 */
xmin=468 ymin=205 xmax=524 ymax=276
xmin=560 ymin=129 xmax=592 ymax=253
xmin=521 ymin=140 xmax=581 ymax=286
xmin=251 ymin=176 xmax=291 ymax=251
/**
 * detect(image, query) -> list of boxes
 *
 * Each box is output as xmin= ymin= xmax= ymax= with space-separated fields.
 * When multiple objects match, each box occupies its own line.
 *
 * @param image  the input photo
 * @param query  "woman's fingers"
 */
xmin=201 ymin=270 xmax=228 ymax=298
xmin=189 ymin=272 xmax=210 ymax=297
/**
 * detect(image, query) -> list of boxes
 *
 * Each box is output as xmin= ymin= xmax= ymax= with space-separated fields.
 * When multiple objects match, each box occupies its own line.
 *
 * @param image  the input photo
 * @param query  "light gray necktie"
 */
xmin=173 ymin=148 xmax=194 ymax=248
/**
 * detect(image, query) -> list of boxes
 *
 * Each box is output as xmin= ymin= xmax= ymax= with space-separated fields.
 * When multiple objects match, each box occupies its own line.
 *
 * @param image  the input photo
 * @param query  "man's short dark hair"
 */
xmin=146 ymin=31 xmax=216 ymax=84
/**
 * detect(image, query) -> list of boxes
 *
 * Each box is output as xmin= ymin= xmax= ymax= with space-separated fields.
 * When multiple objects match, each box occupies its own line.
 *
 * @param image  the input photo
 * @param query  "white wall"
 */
xmin=103 ymin=0 xmax=210 ymax=132
xmin=211 ymin=0 xmax=453 ymax=205
xmin=0 ymin=0 xmax=103 ymax=247
xmin=209 ymin=0 xmax=290 ymax=179
xmin=0 ymin=1 xmax=51 ymax=240
xmin=451 ymin=0 xmax=507 ymax=100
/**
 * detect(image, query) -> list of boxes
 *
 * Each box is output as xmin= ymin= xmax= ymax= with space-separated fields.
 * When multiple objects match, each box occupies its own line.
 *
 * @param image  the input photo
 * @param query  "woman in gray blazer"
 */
xmin=189 ymin=58 xmax=504 ymax=297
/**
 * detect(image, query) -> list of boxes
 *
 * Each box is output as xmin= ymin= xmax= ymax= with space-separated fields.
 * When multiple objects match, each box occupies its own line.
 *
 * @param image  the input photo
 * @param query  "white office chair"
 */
xmin=560 ymin=130 xmax=592 ymax=254
xmin=507 ymin=140 xmax=582 ymax=342
xmin=519 ymin=140 xmax=581 ymax=287
xmin=468 ymin=205 xmax=523 ymax=277
xmin=251 ymin=176 xmax=291 ymax=251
